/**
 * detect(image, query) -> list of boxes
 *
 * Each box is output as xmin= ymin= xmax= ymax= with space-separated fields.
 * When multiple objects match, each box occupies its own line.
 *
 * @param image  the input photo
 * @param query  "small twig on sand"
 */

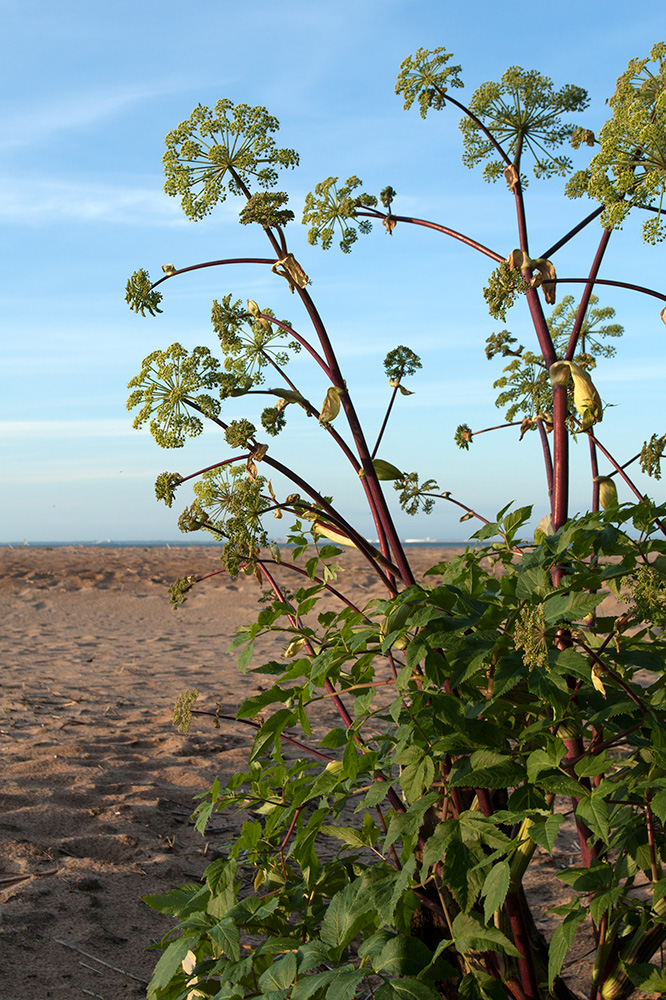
xmin=0 ymin=868 xmax=58 ymax=886
xmin=54 ymin=939 xmax=148 ymax=985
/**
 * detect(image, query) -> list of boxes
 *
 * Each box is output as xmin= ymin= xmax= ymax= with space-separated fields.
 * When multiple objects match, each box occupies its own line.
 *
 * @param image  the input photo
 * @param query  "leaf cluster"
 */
xmin=146 ymin=506 xmax=666 ymax=1000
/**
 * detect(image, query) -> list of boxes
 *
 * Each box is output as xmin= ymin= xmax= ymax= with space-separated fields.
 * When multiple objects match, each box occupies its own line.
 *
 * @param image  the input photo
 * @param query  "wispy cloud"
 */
xmin=0 ymin=420 xmax=140 ymax=440
xmin=0 ymin=176 xmax=188 ymax=226
xmin=1 ymin=79 xmax=186 ymax=151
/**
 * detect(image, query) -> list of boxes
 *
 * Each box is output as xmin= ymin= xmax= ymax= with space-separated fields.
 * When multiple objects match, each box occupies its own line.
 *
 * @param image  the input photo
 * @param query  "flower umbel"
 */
xmin=127 ymin=343 xmax=222 ymax=448
xmin=302 ymin=176 xmax=377 ymax=252
xmin=163 ymin=100 xmax=299 ymax=221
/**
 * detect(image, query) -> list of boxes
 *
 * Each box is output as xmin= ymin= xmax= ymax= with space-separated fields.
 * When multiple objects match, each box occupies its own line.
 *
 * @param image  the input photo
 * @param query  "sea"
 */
xmin=1 ymin=539 xmax=471 ymax=549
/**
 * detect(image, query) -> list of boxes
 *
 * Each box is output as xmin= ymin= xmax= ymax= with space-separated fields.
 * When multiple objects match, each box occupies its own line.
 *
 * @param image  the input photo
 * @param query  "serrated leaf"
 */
xmin=576 ymin=793 xmax=610 ymax=843
xmin=548 ymin=908 xmax=586 ymax=988
xmin=208 ymin=919 xmax=241 ymax=962
xmin=147 ymin=935 xmax=198 ymax=1000
xmin=451 ymin=911 xmax=520 ymax=957
xmin=543 ymin=591 xmax=604 ymax=624
xmin=372 ymin=935 xmax=434 ymax=976
xmin=528 ymin=813 xmax=564 ymax=854
xmin=258 ymin=952 xmax=298 ymax=992
xmin=293 ymin=968 xmax=365 ymax=1000
xmin=321 ymin=825 xmax=371 ymax=850
xmin=320 ymin=881 xmax=373 ymax=949
xmin=375 ymin=978 xmax=441 ymax=1000
xmin=482 ymin=861 xmax=510 ymax=921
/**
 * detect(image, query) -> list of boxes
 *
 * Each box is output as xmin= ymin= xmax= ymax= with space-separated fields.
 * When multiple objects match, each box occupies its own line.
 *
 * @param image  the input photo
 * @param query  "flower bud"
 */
xmin=596 ymin=476 xmax=618 ymax=509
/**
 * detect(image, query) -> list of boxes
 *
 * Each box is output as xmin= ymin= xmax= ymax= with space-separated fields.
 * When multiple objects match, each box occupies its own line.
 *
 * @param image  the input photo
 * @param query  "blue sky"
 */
xmin=2 ymin=0 xmax=665 ymax=543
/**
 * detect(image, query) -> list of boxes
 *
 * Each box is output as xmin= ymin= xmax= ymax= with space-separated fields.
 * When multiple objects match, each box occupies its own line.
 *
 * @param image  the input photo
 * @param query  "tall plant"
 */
xmin=126 ymin=45 xmax=666 ymax=1000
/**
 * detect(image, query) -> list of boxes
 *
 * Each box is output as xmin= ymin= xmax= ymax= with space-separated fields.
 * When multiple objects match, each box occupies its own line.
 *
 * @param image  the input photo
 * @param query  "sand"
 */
xmin=0 ymin=545 xmax=457 ymax=999
xmin=0 ymin=544 xmax=632 ymax=1000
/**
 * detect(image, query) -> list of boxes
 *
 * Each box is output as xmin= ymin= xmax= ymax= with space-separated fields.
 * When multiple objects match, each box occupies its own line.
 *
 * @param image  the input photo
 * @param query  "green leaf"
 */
xmin=209 ymin=919 xmax=240 ymax=962
xmin=548 ymin=906 xmax=586 ymax=989
xmin=624 ymin=962 xmax=666 ymax=993
xmin=543 ymin=590 xmax=604 ymax=624
xmin=451 ymin=911 xmax=520 ymax=957
xmin=293 ymin=968 xmax=365 ymax=1000
xmin=528 ymin=813 xmax=564 ymax=854
xmin=372 ymin=935 xmax=435 ymax=976
xmin=576 ymin=793 xmax=610 ymax=843
xmin=147 ymin=935 xmax=197 ymax=1000
xmin=372 ymin=459 xmax=404 ymax=481
xmin=399 ymin=748 xmax=435 ymax=803
xmin=482 ymin=861 xmax=510 ymax=921
xmin=556 ymin=862 xmax=613 ymax=892
xmin=364 ymin=857 xmax=417 ymax=923
xmin=375 ymin=979 xmax=442 ymax=1000
xmin=320 ymin=881 xmax=374 ymax=949
xmin=574 ymin=752 xmax=610 ymax=778
xmin=258 ymin=952 xmax=298 ymax=992
xmin=321 ymin=825 xmax=373 ymax=850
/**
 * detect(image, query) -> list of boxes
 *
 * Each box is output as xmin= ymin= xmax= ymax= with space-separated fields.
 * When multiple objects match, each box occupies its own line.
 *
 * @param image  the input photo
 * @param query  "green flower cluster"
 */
xmin=127 ymin=343 xmax=223 ymax=448
xmin=238 ymin=191 xmax=294 ymax=228
xmin=395 ymin=46 xmax=463 ymax=118
xmin=191 ymin=466 xmax=269 ymax=576
xmin=125 ymin=268 xmax=163 ymax=317
xmin=302 ymin=176 xmax=377 ymax=252
xmin=489 ymin=295 xmax=622 ymax=424
xmin=211 ymin=294 xmax=300 ymax=389
xmin=460 ymin=66 xmax=588 ymax=184
xmin=163 ymin=99 xmax=299 ymax=221
xmin=566 ymin=43 xmax=666 ymax=241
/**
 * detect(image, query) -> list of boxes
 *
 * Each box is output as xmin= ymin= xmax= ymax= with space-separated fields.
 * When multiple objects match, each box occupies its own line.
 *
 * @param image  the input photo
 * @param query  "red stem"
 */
xmin=565 ymin=229 xmax=613 ymax=361
xmin=356 ymin=210 xmax=503 ymax=261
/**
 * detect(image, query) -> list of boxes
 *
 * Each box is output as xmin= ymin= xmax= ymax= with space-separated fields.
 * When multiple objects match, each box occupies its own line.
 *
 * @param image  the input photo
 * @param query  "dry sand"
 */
xmin=0 ymin=544 xmax=628 ymax=1000
xmin=0 ymin=545 xmax=453 ymax=999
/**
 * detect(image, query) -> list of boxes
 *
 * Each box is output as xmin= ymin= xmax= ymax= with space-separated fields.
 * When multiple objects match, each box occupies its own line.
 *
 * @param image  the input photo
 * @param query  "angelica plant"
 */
xmin=127 ymin=42 xmax=666 ymax=1000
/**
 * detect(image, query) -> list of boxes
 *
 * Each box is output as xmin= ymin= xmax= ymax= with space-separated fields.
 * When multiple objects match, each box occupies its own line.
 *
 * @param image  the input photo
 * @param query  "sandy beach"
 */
xmin=0 ymin=544 xmax=627 ymax=999
xmin=0 ymin=545 xmax=460 ymax=999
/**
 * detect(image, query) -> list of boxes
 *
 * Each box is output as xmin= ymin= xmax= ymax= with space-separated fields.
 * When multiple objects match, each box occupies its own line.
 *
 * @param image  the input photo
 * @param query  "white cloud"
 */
xmin=0 ymin=176 xmax=188 ymax=226
xmin=0 ymin=80 xmax=186 ymax=151
xmin=0 ymin=419 xmax=139 ymax=440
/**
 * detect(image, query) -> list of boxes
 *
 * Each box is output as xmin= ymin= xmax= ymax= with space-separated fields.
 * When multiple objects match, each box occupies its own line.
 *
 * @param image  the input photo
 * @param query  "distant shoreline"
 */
xmin=0 ymin=539 xmax=476 ymax=549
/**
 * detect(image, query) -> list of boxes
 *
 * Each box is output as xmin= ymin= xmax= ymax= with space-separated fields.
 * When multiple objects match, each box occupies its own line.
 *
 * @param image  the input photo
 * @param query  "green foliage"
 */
xmin=163 ymin=99 xmax=299 ymax=221
xmin=459 ymin=66 xmax=588 ymax=184
xmin=302 ymin=176 xmax=377 ymax=252
xmin=566 ymin=43 xmax=666 ymax=241
xmin=126 ymin=41 xmax=666 ymax=1000
xmin=145 ymin=509 xmax=666 ymax=1000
